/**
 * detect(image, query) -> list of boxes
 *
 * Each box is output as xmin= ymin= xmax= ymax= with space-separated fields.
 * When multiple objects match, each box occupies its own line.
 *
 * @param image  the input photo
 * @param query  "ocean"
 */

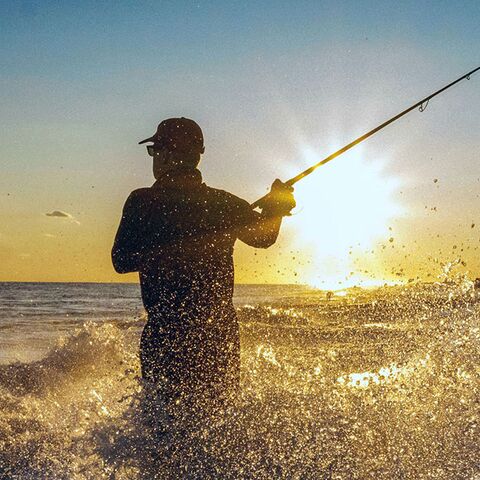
xmin=0 ymin=281 xmax=478 ymax=479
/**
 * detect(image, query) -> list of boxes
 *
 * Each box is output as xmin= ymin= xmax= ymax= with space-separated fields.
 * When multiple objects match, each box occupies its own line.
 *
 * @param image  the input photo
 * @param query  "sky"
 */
xmin=0 ymin=1 xmax=479 ymax=286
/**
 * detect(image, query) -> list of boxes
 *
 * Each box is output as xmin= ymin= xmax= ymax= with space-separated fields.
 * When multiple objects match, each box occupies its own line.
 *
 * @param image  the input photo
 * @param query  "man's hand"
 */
xmin=259 ymin=179 xmax=296 ymax=217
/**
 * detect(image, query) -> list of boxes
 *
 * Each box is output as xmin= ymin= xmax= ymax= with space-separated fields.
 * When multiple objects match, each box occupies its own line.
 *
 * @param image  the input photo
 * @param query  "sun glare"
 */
xmin=287 ymin=146 xmax=404 ymax=289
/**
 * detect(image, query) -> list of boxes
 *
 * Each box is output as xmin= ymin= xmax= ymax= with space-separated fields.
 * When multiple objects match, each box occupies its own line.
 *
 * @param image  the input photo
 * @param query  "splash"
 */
xmin=337 ymin=354 xmax=431 ymax=388
xmin=0 ymin=279 xmax=479 ymax=478
xmin=0 ymin=323 xmax=141 ymax=478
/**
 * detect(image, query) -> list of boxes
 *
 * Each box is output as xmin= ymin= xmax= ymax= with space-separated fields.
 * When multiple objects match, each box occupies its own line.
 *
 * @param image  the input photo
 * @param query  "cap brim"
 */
xmin=138 ymin=136 xmax=155 ymax=145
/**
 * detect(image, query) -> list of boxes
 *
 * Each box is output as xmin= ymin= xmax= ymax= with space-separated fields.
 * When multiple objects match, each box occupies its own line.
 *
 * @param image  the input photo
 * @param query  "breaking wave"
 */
xmin=0 ymin=280 xmax=478 ymax=479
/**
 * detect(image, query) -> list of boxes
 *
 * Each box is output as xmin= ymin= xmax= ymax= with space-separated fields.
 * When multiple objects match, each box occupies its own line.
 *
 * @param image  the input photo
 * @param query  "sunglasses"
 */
xmin=146 ymin=144 xmax=168 ymax=157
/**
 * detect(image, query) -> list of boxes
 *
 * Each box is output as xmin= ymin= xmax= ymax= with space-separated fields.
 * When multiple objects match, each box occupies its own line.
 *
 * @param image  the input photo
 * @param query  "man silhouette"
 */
xmin=112 ymin=118 xmax=295 ymax=417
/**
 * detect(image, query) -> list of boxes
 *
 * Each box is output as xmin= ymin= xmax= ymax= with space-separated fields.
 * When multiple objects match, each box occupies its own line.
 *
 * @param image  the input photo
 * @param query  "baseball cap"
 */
xmin=138 ymin=117 xmax=204 ymax=153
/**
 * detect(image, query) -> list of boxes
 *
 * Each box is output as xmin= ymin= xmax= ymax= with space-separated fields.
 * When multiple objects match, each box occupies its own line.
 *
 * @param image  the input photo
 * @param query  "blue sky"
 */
xmin=0 ymin=1 xmax=479 ymax=282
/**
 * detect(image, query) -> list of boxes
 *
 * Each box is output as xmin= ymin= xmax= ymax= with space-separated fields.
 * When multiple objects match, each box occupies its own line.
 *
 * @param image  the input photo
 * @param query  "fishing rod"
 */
xmin=252 ymin=66 xmax=480 ymax=209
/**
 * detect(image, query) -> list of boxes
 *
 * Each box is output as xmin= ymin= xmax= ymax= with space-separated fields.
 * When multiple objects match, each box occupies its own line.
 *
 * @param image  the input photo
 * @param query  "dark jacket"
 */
xmin=112 ymin=168 xmax=281 ymax=395
xmin=112 ymin=168 xmax=271 ymax=321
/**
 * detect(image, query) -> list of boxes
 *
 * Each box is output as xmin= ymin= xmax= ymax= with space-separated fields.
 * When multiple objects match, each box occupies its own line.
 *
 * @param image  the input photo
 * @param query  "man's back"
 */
xmin=112 ymin=167 xmax=264 ymax=404
xmin=112 ymin=168 xmax=255 ymax=320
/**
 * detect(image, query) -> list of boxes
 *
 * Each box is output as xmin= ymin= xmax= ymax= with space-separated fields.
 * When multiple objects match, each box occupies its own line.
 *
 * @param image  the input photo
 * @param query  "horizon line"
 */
xmin=0 ymin=280 xmax=312 ymax=286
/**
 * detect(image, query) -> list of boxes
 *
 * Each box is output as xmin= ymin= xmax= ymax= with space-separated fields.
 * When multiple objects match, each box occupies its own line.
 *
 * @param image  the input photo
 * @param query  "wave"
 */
xmin=0 ymin=280 xmax=478 ymax=478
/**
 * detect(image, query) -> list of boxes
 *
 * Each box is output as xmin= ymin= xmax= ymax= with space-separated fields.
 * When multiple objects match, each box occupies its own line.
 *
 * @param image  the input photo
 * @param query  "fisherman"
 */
xmin=112 ymin=118 xmax=295 ymax=418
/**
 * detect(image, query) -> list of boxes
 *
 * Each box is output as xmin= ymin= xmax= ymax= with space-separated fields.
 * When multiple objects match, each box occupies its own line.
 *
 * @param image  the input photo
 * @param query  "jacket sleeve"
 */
xmin=231 ymin=196 xmax=282 ymax=249
xmin=111 ymin=191 xmax=148 ymax=274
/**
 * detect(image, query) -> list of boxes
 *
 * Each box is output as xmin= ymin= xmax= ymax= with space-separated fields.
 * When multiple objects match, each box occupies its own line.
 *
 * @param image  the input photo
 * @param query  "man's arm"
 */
xmin=238 ymin=212 xmax=283 ymax=248
xmin=112 ymin=191 xmax=148 ymax=273
xmin=238 ymin=180 xmax=295 ymax=248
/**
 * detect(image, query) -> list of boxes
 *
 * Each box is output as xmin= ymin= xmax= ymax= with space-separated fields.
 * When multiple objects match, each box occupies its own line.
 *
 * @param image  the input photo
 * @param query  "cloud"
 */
xmin=45 ymin=210 xmax=71 ymax=218
xmin=45 ymin=210 xmax=80 ymax=225
xmin=43 ymin=233 xmax=56 ymax=238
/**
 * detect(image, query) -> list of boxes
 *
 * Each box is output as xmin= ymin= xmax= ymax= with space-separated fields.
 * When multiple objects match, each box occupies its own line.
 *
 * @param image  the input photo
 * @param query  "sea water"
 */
xmin=0 ymin=281 xmax=478 ymax=479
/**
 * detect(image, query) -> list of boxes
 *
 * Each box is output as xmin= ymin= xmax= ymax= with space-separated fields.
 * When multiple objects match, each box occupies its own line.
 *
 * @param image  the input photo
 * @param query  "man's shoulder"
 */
xmin=122 ymin=187 xmax=153 ymax=211
xmin=125 ymin=187 xmax=154 ymax=202
xmin=129 ymin=187 xmax=151 ymax=197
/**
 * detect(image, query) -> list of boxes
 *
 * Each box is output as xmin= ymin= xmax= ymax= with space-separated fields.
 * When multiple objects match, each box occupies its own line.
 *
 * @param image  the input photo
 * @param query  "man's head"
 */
xmin=139 ymin=118 xmax=205 ymax=179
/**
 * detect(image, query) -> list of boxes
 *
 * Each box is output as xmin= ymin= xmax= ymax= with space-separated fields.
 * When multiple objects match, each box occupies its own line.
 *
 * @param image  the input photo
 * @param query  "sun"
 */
xmin=286 ymin=146 xmax=404 ymax=289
